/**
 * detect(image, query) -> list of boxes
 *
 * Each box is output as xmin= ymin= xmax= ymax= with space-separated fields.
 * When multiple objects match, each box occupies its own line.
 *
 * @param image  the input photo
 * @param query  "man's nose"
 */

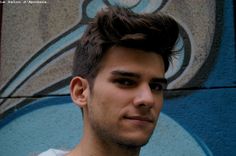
xmin=133 ymin=84 xmax=155 ymax=108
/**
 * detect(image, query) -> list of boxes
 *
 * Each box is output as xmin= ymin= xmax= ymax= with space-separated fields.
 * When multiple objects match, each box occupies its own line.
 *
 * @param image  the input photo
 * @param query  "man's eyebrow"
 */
xmin=151 ymin=78 xmax=168 ymax=84
xmin=111 ymin=70 xmax=167 ymax=83
xmin=111 ymin=70 xmax=141 ymax=78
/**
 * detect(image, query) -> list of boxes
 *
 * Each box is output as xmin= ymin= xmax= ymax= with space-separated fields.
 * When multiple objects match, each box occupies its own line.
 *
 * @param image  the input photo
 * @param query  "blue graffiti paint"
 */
xmin=131 ymin=0 xmax=159 ymax=13
xmin=0 ymin=0 xmax=235 ymax=155
xmin=204 ymin=0 xmax=235 ymax=88
xmin=163 ymin=3 xmax=236 ymax=155
xmin=0 ymin=96 xmax=210 ymax=156
xmin=163 ymin=88 xmax=236 ymax=156
xmin=86 ymin=0 xmax=106 ymax=18
xmin=0 ymin=25 xmax=86 ymax=98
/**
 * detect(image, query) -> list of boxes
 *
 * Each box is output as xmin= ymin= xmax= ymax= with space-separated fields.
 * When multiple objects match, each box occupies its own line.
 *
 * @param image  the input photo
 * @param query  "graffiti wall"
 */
xmin=0 ymin=0 xmax=235 ymax=155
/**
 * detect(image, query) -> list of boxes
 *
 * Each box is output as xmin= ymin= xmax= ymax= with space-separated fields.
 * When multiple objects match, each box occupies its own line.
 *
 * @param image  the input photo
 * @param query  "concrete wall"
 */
xmin=0 ymin=0 xmax=235 ymax=155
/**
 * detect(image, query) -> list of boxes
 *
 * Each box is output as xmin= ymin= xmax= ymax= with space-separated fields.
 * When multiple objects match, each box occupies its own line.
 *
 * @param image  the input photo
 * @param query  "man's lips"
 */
xmin=124 ymin=116 xmax=154 ymax=123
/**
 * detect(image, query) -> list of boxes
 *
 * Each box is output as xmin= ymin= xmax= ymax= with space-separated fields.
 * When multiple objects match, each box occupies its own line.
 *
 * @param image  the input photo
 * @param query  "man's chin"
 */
xmin=115 ymin=136 xmax=151 ymax=148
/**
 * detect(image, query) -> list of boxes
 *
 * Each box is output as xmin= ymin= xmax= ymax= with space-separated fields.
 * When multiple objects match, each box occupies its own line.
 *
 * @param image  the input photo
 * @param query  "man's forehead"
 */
xmin=105 ymin=46 xmax=163 ymax=60
xmin=103 ymin=47 xmax=164 ymax=64
xmin=97 ymin=46 xmax=165 ymax=76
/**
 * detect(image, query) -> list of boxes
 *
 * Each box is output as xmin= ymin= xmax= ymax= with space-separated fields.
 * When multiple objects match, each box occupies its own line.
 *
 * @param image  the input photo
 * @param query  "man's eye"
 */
xmin=149 ymin=83 xmax=166 ymax=91
xmin=114 ymin=79 xmax=136 ymax=87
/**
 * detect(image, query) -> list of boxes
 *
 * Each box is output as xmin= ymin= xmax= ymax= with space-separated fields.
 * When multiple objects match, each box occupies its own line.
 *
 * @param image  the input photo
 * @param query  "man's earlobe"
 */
xmin=70 ymin=76 xmax=89 ymax=107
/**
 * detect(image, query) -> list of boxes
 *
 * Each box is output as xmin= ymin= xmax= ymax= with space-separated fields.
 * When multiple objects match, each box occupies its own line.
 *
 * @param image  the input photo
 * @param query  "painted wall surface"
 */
xmin=0 ymin=0 xmax=235 ymax=156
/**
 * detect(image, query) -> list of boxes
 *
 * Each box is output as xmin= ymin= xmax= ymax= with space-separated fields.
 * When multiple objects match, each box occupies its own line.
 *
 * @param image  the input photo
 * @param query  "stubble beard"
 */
xmin=87 ymin=88 xmax=155 ymax=151
xmin=88 ymin=112 xmax=154 ymax=150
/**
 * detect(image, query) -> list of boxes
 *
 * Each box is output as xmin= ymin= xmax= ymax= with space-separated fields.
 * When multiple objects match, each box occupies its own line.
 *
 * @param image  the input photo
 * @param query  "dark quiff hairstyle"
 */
xmin=73 ymin=6 xmax=179 ymax=84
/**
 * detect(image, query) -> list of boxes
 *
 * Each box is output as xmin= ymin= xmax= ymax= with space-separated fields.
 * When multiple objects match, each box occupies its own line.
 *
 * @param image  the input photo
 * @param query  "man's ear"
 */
xmin=70 ymin=76 xmax=89 ymax=107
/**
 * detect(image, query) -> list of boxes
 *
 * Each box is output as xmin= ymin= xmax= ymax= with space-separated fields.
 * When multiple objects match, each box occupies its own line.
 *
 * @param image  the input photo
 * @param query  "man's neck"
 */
xmin=67 ymin=135 xmax=141 ymax=156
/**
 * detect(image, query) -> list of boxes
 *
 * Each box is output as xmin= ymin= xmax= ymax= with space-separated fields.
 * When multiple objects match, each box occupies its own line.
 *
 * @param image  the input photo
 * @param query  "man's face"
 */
xmin=85 ymin=46 xmax=166 ymax=147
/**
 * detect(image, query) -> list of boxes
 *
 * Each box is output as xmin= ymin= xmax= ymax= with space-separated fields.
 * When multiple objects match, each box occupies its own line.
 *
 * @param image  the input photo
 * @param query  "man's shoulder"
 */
xmin=38 ymin=149 xmax=69 ymax=156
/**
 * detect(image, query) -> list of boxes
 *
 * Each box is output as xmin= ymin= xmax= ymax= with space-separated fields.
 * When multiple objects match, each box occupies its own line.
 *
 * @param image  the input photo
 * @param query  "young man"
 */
xmin=39 ymin=6 xmax=179 ymax=156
